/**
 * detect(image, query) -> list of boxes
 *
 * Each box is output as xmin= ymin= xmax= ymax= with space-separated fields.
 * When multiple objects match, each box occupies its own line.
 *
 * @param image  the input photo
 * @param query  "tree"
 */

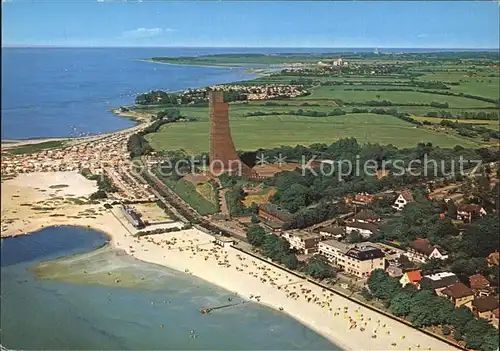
xmin=346 ymin=230 xmax=363 ymax=243
xmin=250 ymin=214 xmax=260 ymax=224
xmin=481 ymin=332 xmax=500 ymax=351
xmin=89 ymin=190 xmax=107 ymax=200
xmin=435 ymin=297 xmax=456 ymax=325
xmin=304 ymin=255 xmax=336 ymax=280
xmin=390 ymin=291 xmax=413 ymax=317
xmin=273 ymin=183 xmax=311 ymax=213
xmin=446 ymin=200 xmax=458 ymax=218
xmin=449 ymin=306 xmax=475 ymax=331
xmin=458 ymin=214 xmax=499 ymax=258
xmin=360 ymin=287 xmax=373 ymax=301
xmin=420 ymin=258 xmax=446 ymax=275
xmin=451 ymin=257 xmax=487 ymax=277
xmin=453 ymin=329 xmax=463 ymax=341
xmin=367 ymin=269 xmax=402 ymax=301
xmin=464 ymin=318 xmax=497 ymax=350
xmin=408 ymin=290 xmax=443 ymax=327
xmin=247 ymin=225 xmax=267 ymax=247
xmin=262 ymin=235 xmax=290 ymax=262
xmin=281 ymin=254 xmax=299 ymax=270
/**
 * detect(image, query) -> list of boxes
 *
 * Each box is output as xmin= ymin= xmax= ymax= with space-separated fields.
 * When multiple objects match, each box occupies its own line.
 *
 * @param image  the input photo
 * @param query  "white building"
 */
xmin=419 ymin=272 xmax=460 ymax=295
xmin=406 ymin=238 xmax=448 ymax=263
xmin=392 ymin=189 xmax=415 ymax=211
xmin=332 ymin=58 xmax=348 ymax=67
xmin=213 ymin=235 xmax=235 ymax=249
xmin=281 ymin=231 xmax=322 ymax=254
xmin=318 ymin=240 xmax=385 ymax=278
xmin=345 ymin=221 xmax=379 ymax=239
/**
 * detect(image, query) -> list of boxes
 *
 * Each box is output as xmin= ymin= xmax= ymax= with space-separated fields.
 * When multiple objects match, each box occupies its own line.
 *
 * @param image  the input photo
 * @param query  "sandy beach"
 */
xmin=1 ymin=108 xmax=147 ymax=151
xmin=1 ymin=172 xmax=459 ymax=351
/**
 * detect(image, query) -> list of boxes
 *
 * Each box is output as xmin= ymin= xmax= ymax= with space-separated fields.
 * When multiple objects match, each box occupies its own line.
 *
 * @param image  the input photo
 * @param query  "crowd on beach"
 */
xmin=112 ymin=226 xmax=455 ymax=351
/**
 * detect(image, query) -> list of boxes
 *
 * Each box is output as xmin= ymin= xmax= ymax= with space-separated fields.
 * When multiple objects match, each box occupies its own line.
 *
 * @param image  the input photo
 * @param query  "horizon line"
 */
xmin=2 ymin=45 xmax=499 ymax=51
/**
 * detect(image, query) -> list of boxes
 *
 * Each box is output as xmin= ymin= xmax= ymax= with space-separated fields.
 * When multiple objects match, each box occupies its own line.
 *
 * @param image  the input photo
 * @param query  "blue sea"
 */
xmin=1 ymin=47 xmax=261 ymax=139
xmin=3 ymin=46 xmax=490 ymax=140
xmin=0 ymin=226 xmax=338 ymax=350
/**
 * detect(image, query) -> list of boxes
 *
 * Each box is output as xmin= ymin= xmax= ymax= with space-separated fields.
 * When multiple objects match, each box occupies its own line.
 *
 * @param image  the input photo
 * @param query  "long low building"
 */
xmin=281 ymin=230 xmax=322 ymax=254
xmin=318 ymin=240 xmax=385 ymax=278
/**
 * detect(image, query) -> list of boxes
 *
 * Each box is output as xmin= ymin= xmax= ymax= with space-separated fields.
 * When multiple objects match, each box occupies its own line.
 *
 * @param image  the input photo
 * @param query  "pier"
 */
xmin=200 ymin=301 xmax=245 ymax=315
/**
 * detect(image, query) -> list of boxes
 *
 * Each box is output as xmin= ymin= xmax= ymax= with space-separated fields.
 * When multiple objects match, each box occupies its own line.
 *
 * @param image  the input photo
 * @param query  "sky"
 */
xmin=2 ymin=1 xmax=499 ymax=48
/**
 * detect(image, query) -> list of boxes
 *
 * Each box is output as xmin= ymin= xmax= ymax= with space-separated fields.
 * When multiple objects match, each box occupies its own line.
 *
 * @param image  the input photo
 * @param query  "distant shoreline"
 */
xmin=140 ymin=58 xmax=242 ymax=69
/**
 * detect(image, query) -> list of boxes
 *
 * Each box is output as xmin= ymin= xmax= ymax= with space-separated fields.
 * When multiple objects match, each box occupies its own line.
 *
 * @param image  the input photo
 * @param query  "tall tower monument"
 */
xmin=208 ymin=90 xmax=256 ymax=177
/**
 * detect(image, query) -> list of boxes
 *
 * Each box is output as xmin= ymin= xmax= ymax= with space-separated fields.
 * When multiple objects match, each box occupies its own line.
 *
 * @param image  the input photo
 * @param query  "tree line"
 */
xmin=257 ymin=139 xmax=497 ymax=221
xmin=425 ymin=110 xmax=499 ymax=121
xmin=243 ymin=108 xmax=346 ymax=118
xmin=439 ymin=120 xmax=499 ymax=140
xmin=127 ymin=108 xmax=186 ymax=158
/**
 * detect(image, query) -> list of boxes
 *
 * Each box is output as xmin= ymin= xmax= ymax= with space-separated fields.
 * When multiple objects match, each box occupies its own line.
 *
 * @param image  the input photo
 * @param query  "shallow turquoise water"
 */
xmin=0 ymin=226 xmax=339 ymax=350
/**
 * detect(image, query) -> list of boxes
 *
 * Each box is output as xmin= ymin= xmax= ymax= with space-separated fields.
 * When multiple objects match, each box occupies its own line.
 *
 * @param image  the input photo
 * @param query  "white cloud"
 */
xmin=121 ymin=27 xmax=175 ymax=39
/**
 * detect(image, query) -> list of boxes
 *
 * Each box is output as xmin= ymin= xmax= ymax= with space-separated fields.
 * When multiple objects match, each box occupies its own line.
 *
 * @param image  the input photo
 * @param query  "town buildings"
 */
xmin=281 ymin=231 xmax=322 ymax=254
xmin=213 ymin=235 xmax=236 ymax=248
xmin=399 ymin=270 xmax=422 ymax=288
xmin=469 ymin=274 xmax=493 ymax=297
xmin=332 ymin=58 xmax=348 ymax=67
xmin=318 ymin=240 xmax=385 ymax=278
xmin=386 ymin=265 xmax=403 ymax=278
xmin=345 ymin=221 xmax=379 ymax=239
xmin=457 ymin=204 xmax=487 ymax=222
xmin=345 ymin=193 xmax=374 ymax=207
xmin=351 ymin=209 xmax=381 ymax=223
xmin=406 ymin=238 xmax=448 ymax=263
xmin=210 ymin=84 xmax=309 ymax=100
xmin=487 ymin=251 xmax=500 ymax=267
xmin=258 ymin=204 xmax=293 ymax=232
xmin=441 ymin=283 xmax=475 ymax=309
xmin=392 ymin=189 xmax=415 ymax=211
xmin=472 ymin=296 xmax=499 ymax=328
xmin=318 ymin=225 xmax=344 ymax=239
xmin=419 ymin=272 xmax=460 ymax=295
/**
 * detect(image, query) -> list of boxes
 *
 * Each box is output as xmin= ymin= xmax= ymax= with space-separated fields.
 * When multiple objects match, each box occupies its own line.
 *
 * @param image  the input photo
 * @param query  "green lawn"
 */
xmin=155 ymin=174 xmax=218 ymax=215
xmin=298 ymin=87 xmax=495 ymax=108
xmin=449 ymin=78 xmax=500 ymax=100
xmin=146 ymin=113 xmax=483 ymax=154
xmin=139 ymin=56 xmax=498 ymax=154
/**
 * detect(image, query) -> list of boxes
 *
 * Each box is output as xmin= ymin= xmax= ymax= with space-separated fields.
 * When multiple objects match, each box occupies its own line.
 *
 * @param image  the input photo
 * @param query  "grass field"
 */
xmin=140 ymin=54 xmax=498 ymax=155
xmin=146 ymin=113 xmax=483 ymax=153
xmin=242 ymin=187 xmax=276 ymax=206
xmin=449 ymin=79 xmax=500 ymax=100
xmin=298 ymin=87 xmax=496 ymax=108
xmin=195 ymin=182 xmax=218 ymax=204
xmin=159 ymin=176 xmax=218 ymax=215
